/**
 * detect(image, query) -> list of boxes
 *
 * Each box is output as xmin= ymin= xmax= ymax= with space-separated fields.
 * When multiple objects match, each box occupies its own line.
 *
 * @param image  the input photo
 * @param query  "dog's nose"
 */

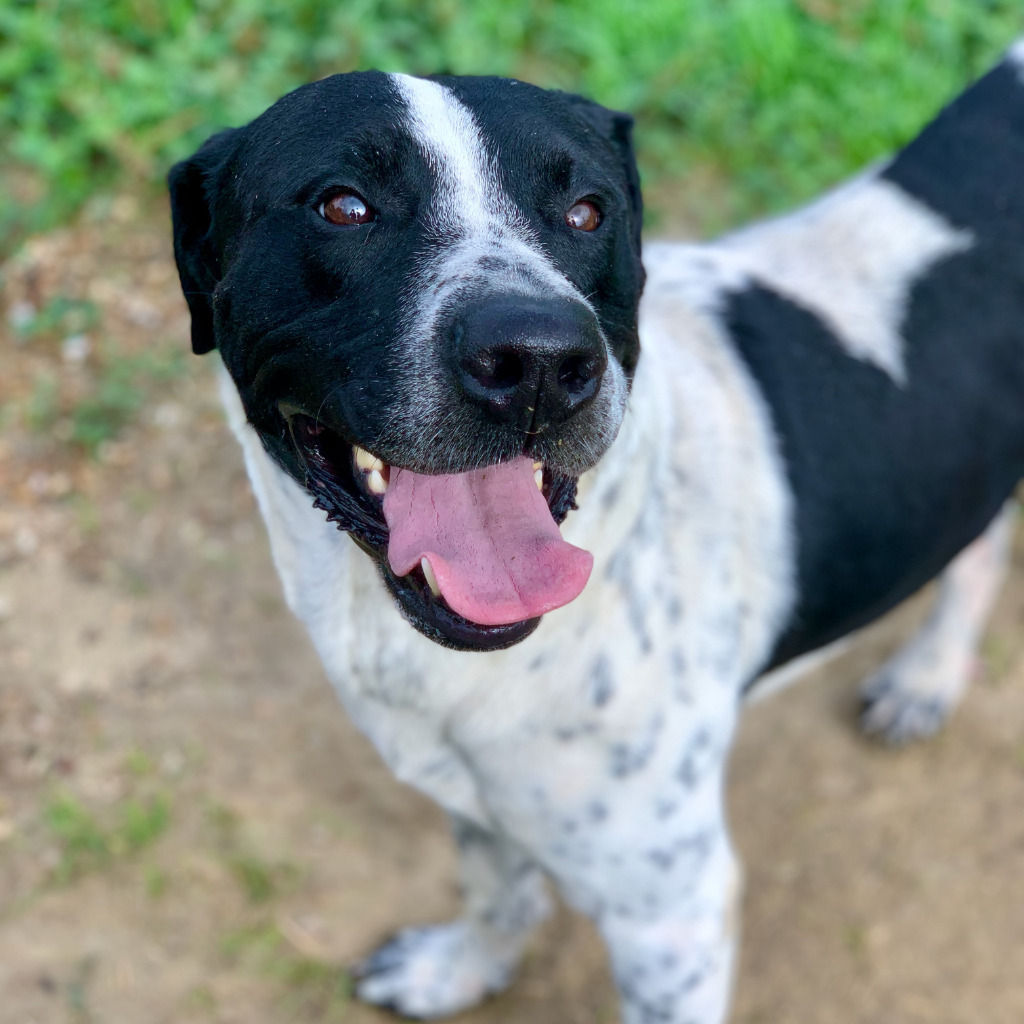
xmin=454 ymin=297 xmax=606 ymax=431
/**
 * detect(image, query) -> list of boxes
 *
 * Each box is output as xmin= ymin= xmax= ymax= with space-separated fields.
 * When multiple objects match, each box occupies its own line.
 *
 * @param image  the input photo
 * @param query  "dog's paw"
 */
xmin=859 ymin=661 xmax=959 ymax=745
xmin=352 ymin=922 xmax=516 ymax=1019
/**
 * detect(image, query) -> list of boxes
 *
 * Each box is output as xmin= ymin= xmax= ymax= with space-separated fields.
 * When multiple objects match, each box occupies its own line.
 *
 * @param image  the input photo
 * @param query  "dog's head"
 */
xmin=169 ymin=72 xmax=644 ymax=651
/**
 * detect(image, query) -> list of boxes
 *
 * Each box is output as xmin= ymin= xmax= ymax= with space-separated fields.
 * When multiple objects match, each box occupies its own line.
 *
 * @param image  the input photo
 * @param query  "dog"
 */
xmin=169 ymin=43 xmax=1024 ymax=1024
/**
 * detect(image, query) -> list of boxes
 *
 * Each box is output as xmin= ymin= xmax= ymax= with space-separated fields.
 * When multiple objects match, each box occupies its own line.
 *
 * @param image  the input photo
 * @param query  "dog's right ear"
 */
xmin=168 ymin=128 xmax=239 ymax=355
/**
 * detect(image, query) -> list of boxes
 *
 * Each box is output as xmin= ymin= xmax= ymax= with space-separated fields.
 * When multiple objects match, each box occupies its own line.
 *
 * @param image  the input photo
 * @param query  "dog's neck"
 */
xmin=559 ymin=341 xmax=667 ymax=573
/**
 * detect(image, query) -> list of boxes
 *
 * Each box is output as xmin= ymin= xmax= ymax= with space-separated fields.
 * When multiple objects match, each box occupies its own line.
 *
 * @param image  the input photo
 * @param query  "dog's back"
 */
xmin=645 ymin=50 xmax=1024 ymax=670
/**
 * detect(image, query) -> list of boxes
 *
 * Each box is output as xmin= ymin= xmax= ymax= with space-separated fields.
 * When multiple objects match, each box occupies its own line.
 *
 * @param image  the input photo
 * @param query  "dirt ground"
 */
xmin=1 ymin=199 xmax=1022 ymax=1024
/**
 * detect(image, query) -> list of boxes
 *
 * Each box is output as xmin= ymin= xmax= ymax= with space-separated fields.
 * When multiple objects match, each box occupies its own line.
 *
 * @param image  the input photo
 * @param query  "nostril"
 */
xmin=557 ymin=353 xmax=603 ymax=396
xmin=489 ymin=352 xmax=524 ymax=390
xmin=464 ymin=349 xmax=524 ymax=392
xmin=557 ymin=355 xmax=585 ymax=394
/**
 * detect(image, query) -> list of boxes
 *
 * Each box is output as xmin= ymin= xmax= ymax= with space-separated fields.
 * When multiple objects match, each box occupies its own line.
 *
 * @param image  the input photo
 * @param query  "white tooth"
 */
xmin=367 ymin=469 xmax=388 ymax=495
xmin=354 ymin=446 xmax=384 ymax=473
xmin=532 ymin=460 xmax=543 ymax=471
xmin=421 ymin=557 xmax=441 ymax=597
xmin=534 ymin=468 xmax=544 ymax=491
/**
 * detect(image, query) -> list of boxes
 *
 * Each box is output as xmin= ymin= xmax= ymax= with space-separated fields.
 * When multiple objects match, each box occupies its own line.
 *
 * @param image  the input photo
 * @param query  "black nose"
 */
xmin=453 ymin=296 xmax=607 ymax=431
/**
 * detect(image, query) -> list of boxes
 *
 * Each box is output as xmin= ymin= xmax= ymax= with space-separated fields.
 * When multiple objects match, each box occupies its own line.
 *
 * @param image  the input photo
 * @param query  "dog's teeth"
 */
xmin=367 ymin=469 xmax=388 ymax=495
xmin=534 ymin=467 xmax=544 ymax=491
xmin=421 ymin=557 xmax=441 ymax=597
xmin=354 ymin=445 xmax=384 ymax=473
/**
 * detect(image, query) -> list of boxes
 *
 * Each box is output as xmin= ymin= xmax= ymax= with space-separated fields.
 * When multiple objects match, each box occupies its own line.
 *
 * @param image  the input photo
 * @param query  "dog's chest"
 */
xmin=220 ymin=293 xmax=798 ymax=818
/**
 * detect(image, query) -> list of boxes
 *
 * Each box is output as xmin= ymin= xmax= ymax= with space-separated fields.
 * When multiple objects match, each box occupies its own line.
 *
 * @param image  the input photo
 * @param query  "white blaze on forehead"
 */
xmin=390 ymin=73 xmax=504 ymax=235
xmin=668 ymin=172 xmax=973 ymax=384
xmin=388 ymin=73 xmax=582 ymax=301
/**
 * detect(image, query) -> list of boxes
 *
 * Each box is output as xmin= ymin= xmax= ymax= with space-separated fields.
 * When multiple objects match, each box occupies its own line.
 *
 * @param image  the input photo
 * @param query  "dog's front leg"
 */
xmin=354 ymin=814 xmax=550 ymax=1018
xmin=594 ymin=813 xmax=740 ymax=1024
xmin=497 ymin=712 xmax=742 ymax=1024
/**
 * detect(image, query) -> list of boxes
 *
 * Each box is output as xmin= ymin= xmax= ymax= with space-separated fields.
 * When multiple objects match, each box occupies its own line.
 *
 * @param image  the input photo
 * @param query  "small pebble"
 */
xmin=6 ymin=300 xmax=36 ymax=331
xmin=61 ymin=333 xmax=92 ymax=364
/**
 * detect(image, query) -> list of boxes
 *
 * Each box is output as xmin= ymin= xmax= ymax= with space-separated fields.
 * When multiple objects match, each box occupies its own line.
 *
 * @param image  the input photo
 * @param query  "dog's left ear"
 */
xmin=168 ymin=128 xmax=240 ymax=355
xmin=562 ymin=94 xmax=643 ymax=253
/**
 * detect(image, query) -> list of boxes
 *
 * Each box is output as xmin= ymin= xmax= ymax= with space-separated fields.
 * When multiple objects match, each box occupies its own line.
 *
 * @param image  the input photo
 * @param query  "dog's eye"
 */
xmin=565 ymin=199 xmax=601 ymax=232
xmin=319 ymin=190 xmax=375 ymax=226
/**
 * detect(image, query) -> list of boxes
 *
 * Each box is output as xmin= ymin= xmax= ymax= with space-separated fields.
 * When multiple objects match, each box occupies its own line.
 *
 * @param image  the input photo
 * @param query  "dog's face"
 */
xmin=170 ymin=72 xmax=645 ymax=651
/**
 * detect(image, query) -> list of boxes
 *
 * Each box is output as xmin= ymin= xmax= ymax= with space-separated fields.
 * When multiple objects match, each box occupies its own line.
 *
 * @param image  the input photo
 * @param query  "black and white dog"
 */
xmin=169 ymin=42 xmax=1024 ymax=1024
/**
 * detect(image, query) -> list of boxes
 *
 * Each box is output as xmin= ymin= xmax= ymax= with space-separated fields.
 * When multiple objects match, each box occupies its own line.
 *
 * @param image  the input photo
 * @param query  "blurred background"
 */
xmin=3 ymin=0 xmax=1023 ymax=243
xmin=1 ymin=3 xmax=1022 ymax=1023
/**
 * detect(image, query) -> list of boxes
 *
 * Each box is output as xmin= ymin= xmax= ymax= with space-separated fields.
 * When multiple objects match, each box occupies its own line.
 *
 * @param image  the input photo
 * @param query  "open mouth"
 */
xmin=285 ymin=413 xmax=592 ymax=652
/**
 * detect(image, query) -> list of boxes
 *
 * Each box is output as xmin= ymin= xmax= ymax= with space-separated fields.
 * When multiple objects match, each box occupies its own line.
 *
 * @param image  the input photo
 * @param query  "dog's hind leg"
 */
xmin=353 ymin=814 xmax=550 ymax=1018
xmin=861 ymin=499 xmax=1018 ymax=744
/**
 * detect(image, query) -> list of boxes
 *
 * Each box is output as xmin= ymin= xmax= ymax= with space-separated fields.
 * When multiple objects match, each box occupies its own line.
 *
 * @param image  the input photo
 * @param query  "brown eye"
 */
xmin=319 ymin=190 xmax=374 ymax=226
xmin=565 ymin=199 xmax=601 ymax=232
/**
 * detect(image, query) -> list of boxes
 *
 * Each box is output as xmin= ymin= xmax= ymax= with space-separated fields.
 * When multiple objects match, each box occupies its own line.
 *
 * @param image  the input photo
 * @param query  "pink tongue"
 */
xmin=383 ymin=457 xmax=593 ymax=626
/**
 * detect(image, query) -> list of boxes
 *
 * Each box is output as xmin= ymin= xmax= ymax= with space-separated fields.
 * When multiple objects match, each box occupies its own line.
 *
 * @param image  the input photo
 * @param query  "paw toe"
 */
xmin=353 ymin=933 xmax=416 ymax=980
xmin=352 ymin=924 xmax=512 ymax=1019
xmin=860 ymin=682 xmax=950 ymax=745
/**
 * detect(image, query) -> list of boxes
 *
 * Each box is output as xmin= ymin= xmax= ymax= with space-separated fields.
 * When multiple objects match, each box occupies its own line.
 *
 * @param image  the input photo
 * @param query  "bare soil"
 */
xmin=1 ymin=199 xmax=1022 ymax=1024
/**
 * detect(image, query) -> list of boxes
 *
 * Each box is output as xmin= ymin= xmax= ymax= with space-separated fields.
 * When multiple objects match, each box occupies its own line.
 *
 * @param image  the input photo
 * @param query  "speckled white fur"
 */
xmin=219 ymin=70 xmax=1015 ymax=1024
xmin=222 ymin=225 xmax=1016 ymax=1020
xmin=221 ymin=235 xmax=796 ymax=1019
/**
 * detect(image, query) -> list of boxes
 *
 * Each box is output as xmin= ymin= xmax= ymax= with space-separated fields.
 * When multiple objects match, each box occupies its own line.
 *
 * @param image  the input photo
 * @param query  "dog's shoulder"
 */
xmin=622 ymin=244 xmax=800 ymax=684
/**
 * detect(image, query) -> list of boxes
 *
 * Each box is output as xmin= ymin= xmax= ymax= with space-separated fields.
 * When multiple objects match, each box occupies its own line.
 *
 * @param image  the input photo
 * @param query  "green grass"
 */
xmin=184 ymin=985 xmax=218 ymax=1014
xmin=145 ymin=864 xmax=170 ymax=898
xmin=203 ymin=800 xmax=301 ymax=906
xmin=227 ymin=852 xmax=299 ymax=905
xmin=124 ymin=747 xmax=157 ymax=778
xmin=25 ymin=373 xmax=61 ymax=433
xmin=9 ymin=296 xmax=99 ymax=342
xmin=69 ymin=349 xmax=185 ymax=453
xmin=1 ymin=1 xmax=1020 ymax=249
xmin=44 ymin=791 xmax=171 ymax=882
xmin=20 ymin=341 xmax=187 ymax=455
xmin=221 ymin=922 xmax=351 ymax=1021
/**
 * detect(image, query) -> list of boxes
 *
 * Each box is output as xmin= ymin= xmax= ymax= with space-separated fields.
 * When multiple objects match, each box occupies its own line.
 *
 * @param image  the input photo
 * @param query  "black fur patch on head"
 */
xmin=168 ymin=72 xmax=645 ymax=479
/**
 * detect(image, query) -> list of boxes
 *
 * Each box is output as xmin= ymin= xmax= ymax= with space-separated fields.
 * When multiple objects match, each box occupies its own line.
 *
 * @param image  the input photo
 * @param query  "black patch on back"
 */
xmin=730 ymin=269 xmax=1023 ymax=669
xmin=735 ymin=57 xmax=1024 ymax=672
xmin=881 ymin=62 xmax=1024 ymax=243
